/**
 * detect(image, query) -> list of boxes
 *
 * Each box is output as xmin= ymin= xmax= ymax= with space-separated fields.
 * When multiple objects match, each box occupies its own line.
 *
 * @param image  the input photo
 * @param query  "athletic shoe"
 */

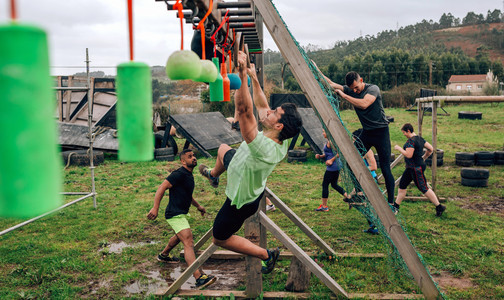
xmin=392 ymin=206 xmax=399 ymax=215
xmin=261 ymin=248 xmax=280 ymax=274
xmin=195 ymin=274 xmax=216 ymax=289
xmin=435 ymin=204 xmax=446 ymax=217
xmin=157 ymin=253 xmax=180 ymax=263
xmin=315 ymin=205 xmax=329 ymax=212
xmin=266 ymin=204 xmax=276 ymax=211
xmin=363 ymin=226 xmax=379 ymax=235
xmin=199 ymin=164 xmax=219 ymax=188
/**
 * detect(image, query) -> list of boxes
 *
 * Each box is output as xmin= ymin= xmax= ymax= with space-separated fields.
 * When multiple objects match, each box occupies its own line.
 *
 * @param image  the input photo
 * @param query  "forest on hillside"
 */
xmin=265 ymin=9 xmax=504 ymax=93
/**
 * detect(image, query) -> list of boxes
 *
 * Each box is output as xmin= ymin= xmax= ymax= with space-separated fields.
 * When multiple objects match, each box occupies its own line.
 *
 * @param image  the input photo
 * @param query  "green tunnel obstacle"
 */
xmin=116 ymin=61 xmax=154 ymax=162
xmin=0 ymin=23 xmax=62 ymax=218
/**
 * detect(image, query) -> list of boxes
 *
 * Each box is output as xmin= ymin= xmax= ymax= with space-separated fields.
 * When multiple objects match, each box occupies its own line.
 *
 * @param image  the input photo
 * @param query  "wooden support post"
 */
xmin=244 ymin=204 xmax=263 ymax=298
xmin=259 ymin=211 xmax=348 ymax=297
xmin=417 ymin=101 xmax=423 ymax=137
xmin=57 ymin=76 xmax=63 ymax=121
xmin=265 ymin=187 xmax=337 ymax=256
xmin=285 ymin=256 xmax=311 ymax=292
xmin=431 ymin=102 xmax=438 ymax=192
xmin=162 ymin=243 xmax=219 ymax=296
xmin=252 ymin=0 xmax=440 ymax=298
xmin=65 ymin=76 xmax=74 ymax=121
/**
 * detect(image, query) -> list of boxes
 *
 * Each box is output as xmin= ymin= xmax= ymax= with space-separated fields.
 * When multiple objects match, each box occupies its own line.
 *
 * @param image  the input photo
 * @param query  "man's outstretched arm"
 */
xmin=247 ymin=63 xmax=268 ymax=121
xmin=235 ymin=51 xmax=258 ymax=144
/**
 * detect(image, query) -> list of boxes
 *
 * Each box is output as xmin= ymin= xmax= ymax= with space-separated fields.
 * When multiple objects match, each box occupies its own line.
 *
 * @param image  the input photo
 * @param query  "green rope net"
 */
xmin=266 ymin=0 xmax=444 ymax=296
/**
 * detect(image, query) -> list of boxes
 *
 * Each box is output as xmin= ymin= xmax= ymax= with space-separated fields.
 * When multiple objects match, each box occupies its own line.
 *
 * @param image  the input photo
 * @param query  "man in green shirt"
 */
xmin=200 ymin=51 xmax=302 ymax=274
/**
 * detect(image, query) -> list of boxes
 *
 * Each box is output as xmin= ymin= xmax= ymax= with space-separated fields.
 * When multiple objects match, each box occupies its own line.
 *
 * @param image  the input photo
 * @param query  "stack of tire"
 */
xmin=61 ymin=150 xmax=105 ymax=167
xmin=475 ymin=151 xmax=494 ymax=167
xmin=374 ymin=153 xmax=396 ymax=168
xmin=460 ymin=167 xmax=489 ymax=187
xmin=425 ymin=149 xmax=444 ymax=167
xmin=288 ymin=149 xmax=307 ymax=163
xmin=155 ymin=147 xmax=175 ymax=161
xmin=495 ymin=151 xmax=504 ymax=165
xmin=455 ymin=152 xmax=475 ymax=167
xmin=458 ymin=111 xmax=482 ymax=120
xmin=154 ymin=130 xmax=177 ymax=161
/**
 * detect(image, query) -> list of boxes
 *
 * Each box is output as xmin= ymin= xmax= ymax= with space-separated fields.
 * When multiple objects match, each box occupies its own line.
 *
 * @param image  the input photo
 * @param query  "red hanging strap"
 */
xmin=211 ymin=9 xmax=230 ymax=58
xmin=127 ymin=0 xmax=134 ymax=61
xmin=10 ymin=0 xmax=17 ymax=21
xmin=172 ymin=0 xmax=184 ymax=50
xmin=196 ymin=0 xmax=213 ymax=60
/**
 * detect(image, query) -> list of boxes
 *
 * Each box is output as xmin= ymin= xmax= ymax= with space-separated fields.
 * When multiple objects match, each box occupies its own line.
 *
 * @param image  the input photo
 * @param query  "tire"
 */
xmin=461 ymin=177 xmax=488 ymax=187
xmin=458 ymin=111 xmax=482 ymax=120
xmin=494 ymin=151 xmax=504 ymax=160
xmin=61 ymin=150 xmax=105 ymax=167
xmin=455 ymin=152 xmax=474 ymax=160
xmin=154 ymin=130 xmax=166 ymax=148
xmin=424 ymin=149 xmax=444 ymax=159
xmin=460 ymin=168 xmax=489 ymax=179
xmin=495 ymin=160 xmax=504 ymax=165
xmin=288 ymin=150 xmax=307 ymax=157
xmin=475 ymin=159 xmax=493 ymax=167
xmin=155 ymin=154 xmax=175 ymax=161
xmin=155 ymin=147 xmax=174 ymax=156
xmin=475 ymin=151 xmax=494 ymax=161
xmin=166 ymin=135 xmax=179 ymax=156
xmin=426 ymin=158 xmax=443 ymax=167
xmin=456 ymin=159 xmax=474 ymax=167
xmin=386 ymin=115 xmax=394 ymax=123
xmin=287 ymin=156 xmax=307 ymax=163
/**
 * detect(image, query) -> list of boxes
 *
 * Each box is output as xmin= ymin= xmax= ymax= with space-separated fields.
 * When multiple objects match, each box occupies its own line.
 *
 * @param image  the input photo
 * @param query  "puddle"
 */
xmin=124 ymin=259 xmax=246 ymax=295
xmin=100 ymin=241 xmax=159 ymax=254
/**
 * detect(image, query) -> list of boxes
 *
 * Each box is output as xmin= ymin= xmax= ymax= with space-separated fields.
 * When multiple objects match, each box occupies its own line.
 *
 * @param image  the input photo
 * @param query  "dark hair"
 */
xmin=278 ymin=103 xmax=302 ymax=141
xmin=180 ymin=149 xmax=193 ymax=160
xmin=352 ymin=128 xmax=363 ymax=139
xmin=401 ymin=123 xmax=414 ymax=133
xmin=345 ymin=71 xmax=361 ymax=87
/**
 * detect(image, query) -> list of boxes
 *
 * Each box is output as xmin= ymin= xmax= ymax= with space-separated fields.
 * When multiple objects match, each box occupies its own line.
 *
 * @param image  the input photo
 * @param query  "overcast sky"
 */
xmin=2 ymin=0 xmax=502 ymax=75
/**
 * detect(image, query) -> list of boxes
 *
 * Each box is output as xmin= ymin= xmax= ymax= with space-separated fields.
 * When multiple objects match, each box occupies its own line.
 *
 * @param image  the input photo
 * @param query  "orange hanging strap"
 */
xmin=10 ymin=0 xmax=17 ymax=21
xmin=127 ymin=0 xmax=134 ymax=61
xmin=196 ymin=0 xmax=213 ymax=60
xmin=173 ymin=0 xmax=184 ymax=50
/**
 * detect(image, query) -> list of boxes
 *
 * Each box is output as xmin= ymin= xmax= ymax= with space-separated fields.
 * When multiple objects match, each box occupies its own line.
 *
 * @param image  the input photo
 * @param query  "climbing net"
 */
xmin=266 ymin=0 xmax=443 ymax=295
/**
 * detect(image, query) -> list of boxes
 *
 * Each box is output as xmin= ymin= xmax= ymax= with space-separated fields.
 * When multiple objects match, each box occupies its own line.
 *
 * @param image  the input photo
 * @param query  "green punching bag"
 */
xmin=116 ymin=61 xmax=154 ymax=162
xmin=209 ymin=57 xmax=224 ymax=102
xmin=0 ymin=23 xmax=62 ymax=218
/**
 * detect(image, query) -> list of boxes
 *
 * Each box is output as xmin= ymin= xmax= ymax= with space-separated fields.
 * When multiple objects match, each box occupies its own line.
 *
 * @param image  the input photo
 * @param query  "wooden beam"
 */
xmin=244 ymin=206 xmax=262 ymax=297
xmin=265 ymin=187 xmax=337 ymax=256
xmin=431 ymin=104 xmax=438 ymax=192
xmin=194 ymin=228 xmax=213 ymax=252
xmin=182 ymin=249 xmax=386 ymax=259
xmin=404 ymin=196 xmax=446 ymax=202
xmin=349 ymin=293 xmax=424 ymax=299
xmin=162 ymin=243 xmax=219 ymax=296
xmin=416 ymin=95 xmax=504 ymax=103
xmin=173 ymin=290 xmax=311 ymax=299
xmin=252 ymin=0 xmax=440 ymax=298
xmin=259 ymin=211 xmax=348 ymax=298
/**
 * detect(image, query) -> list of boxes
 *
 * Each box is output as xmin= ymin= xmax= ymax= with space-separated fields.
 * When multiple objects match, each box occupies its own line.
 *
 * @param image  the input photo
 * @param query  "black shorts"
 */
xmin=223 ymin=149 xmax=236 ymax=170
xmin=212 ymin=190 xmax=265 ymax=241
xmin=399 ymin=166 xmax=429 ymax=194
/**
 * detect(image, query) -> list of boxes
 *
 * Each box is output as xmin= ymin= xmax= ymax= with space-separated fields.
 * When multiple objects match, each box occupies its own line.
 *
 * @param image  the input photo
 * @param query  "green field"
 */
xmin=1 ymin=103 xmax=503 ymax=299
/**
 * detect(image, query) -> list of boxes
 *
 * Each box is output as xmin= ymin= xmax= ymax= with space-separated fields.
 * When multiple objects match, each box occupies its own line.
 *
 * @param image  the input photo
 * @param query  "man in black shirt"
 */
xmin=317 ymin=69 xmax=395 ymax=205
xmin=393 ymin=123 xmax=446 ymax=216
xmin=147 ymin=149 xmax=216 ymax=289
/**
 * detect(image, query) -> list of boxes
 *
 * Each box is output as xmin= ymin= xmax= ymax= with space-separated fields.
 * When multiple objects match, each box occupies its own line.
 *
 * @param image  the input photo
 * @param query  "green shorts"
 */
xmin=166 ymin=214 xmax=190 ymax=234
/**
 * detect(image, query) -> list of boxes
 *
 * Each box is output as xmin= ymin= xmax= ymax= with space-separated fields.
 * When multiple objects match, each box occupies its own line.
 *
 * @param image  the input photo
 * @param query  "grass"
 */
xmin=1 ymin=103 xmax=503 ymax=299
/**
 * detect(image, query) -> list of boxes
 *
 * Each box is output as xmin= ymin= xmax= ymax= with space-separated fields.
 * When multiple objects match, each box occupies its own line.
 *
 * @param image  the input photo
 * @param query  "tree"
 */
xmin=463 ymin=12 xmax=480 ymax=25
xmin=486 ymin=9 xmax=502 ymax=23
xmin=439 ymin=13 xmax=455 ymax=28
